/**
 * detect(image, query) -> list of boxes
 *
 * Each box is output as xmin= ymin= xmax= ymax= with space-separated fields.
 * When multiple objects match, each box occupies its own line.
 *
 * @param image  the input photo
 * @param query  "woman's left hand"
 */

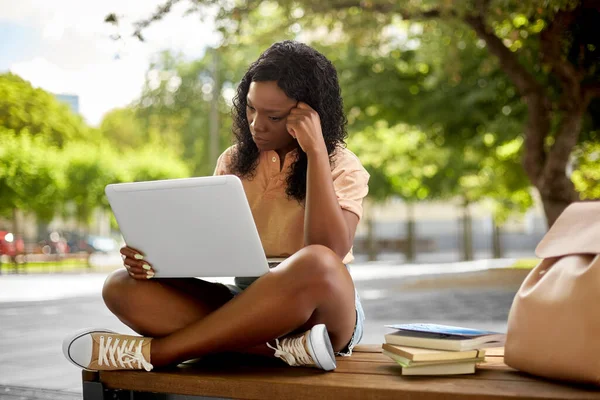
xmin=286 ymin=102 xmax=327 ymax=156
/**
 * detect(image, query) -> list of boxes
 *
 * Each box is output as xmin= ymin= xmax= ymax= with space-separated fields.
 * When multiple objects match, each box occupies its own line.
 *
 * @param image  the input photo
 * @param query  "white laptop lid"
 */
xmin=105 ymin=175 xmax=270 ymax=278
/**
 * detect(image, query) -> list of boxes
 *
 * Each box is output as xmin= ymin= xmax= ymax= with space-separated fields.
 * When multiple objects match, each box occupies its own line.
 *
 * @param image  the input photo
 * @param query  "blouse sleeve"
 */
xmin=331 ymin=150 xmax=370 ymax=221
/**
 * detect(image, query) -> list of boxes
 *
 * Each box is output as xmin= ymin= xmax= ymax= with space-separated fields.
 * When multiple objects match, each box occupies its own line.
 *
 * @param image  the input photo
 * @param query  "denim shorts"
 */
xmin=225 ymin=267 xmax=365 ymax=357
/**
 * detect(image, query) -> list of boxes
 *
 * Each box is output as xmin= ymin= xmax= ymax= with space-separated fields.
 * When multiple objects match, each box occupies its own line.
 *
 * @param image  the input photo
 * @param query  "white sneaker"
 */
xmin=62 ymin=328 xmax=153 ymax=371
xmin=267 ymin=324 xmax=336 ymax=371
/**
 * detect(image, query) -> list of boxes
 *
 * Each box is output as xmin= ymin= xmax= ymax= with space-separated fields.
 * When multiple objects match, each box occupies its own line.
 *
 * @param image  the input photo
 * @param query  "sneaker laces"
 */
xmin=266 ymin=334 xmax=314 ymax=367
xmin=98 ymin=335 xmax=153 ymax=371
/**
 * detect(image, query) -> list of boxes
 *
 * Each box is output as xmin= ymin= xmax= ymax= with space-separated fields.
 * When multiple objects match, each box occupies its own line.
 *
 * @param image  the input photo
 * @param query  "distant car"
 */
xmin=62 ymin=232 xmax=119 ymax=254
xmin=37 ymin=231 xmax=69 ymax=255
xmin=64 ymin=231 xmax=93 ymax=254
xmin=0 ymin=231 xmax=25 ymax=257
xmin=86 ymin=235 xmax=119 ymax=253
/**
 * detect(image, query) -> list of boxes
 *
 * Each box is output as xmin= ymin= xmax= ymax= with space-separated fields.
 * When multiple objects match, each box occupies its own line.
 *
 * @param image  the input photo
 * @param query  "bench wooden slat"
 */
xmin=352 ymin=344 xmax=383 ymax=353
xmin=337 ymin=352 xmax=393 ymax=362
xmin=97 ymin=368 xmax=600 ymax=400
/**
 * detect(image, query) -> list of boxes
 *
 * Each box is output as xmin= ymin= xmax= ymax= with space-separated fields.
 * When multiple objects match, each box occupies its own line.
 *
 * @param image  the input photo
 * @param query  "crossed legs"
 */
xmin=102 ymin=245 xmax=357 ymax=367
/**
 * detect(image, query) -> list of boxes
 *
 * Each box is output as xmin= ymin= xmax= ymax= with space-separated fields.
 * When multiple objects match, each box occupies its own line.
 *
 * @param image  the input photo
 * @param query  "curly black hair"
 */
xmin=229 ymin=40 xmax=348 ymax=202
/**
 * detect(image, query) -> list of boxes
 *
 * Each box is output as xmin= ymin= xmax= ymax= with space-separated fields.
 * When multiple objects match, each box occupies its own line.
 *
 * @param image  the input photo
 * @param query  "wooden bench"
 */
xmin=81 ymin=345 xmax=600 ymax=399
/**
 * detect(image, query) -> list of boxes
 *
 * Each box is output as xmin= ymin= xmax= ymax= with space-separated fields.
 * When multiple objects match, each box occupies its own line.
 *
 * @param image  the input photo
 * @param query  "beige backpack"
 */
xmin=505 ymin=201 xmax=600 ymax=384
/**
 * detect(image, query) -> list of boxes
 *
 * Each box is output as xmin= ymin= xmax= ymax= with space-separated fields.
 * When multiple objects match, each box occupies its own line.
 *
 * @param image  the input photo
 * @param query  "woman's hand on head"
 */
xmin=286 ymin=102 xmax=327 ymax=156
xmin=120 ymin=246 xmax=155 ymax=280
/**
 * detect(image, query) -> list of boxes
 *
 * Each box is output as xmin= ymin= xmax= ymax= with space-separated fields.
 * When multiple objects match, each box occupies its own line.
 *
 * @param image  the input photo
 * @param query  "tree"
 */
xmin=61 ymin=141 xmax=191 ymax=233
xmin=0 ymin=73 xmax=107 ymax=238
xmin=99 ymin=107 xmax=147 ymax=151
xmin=98 ymin=48 xmax=234 ymax=177
xmin=61 ymin=143 xmax=122 ymax=231
xmin=108 ymin=0 xmax=600 ymax=227
xmin=322 ymin=25 xmax=534 ymax=259
xmin=0 ymin=130 xmax=64 ymax=235
xmin=0 ymin=73 xmax=95 ymax=147
xmin=128 ymin=51 xmax=233 ymax=176
xmin=305 ymin=1 xmax=599 ymax=227
xmin=123 ymin=145 xmax=191 ymax=182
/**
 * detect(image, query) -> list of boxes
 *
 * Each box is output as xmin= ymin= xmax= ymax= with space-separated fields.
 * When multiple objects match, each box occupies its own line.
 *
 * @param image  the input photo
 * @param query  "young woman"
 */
xmin=63 ymin=40 xmax=369 ymax=372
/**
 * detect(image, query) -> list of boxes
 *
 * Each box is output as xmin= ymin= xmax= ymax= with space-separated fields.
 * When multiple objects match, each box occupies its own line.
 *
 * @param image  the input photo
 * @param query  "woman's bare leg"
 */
xmin=102 ymin=270 xmax=234 ymax=337
xmin=103 ymin=262 xmax=274 ymax=357
xmin=148 ymin=245 xmax=356 ymax=367
xmin=102 ymin=244 xmax=357 ymax=366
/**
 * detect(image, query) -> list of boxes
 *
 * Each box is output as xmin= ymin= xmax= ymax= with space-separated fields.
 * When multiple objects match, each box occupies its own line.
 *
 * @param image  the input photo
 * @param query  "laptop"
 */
xmin=105 ymin=175 xmax=271 ymax=278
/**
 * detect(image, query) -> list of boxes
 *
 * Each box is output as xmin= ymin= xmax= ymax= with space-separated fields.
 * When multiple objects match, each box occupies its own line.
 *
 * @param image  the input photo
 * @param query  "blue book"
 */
xmin=384 ymin=324 xmax=505 ymax=351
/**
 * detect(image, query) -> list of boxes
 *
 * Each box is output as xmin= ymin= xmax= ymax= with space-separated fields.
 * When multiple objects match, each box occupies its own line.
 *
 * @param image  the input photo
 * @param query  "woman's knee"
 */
xmin=284 ymin=245 xmax=348 ymax=292
xmin=102 ymin=269 xmax=135 ymax=311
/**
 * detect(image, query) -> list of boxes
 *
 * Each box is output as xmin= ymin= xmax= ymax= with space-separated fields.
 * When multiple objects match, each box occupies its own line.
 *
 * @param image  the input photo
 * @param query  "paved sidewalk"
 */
xmin=0 ymin=258 xmax=517 ymax=303
xmin=0 ymin=260 xmax=527 ymax=398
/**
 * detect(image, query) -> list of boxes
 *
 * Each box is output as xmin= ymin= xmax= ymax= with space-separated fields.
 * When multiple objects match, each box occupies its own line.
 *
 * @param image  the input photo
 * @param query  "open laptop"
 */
xmin=105 ymin=175 xmax=271 ymax=278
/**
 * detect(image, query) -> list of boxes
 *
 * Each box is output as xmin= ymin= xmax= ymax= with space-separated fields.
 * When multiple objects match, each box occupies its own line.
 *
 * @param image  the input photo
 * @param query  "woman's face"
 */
xmin=246 ymin=80 xmax=298 ymax=152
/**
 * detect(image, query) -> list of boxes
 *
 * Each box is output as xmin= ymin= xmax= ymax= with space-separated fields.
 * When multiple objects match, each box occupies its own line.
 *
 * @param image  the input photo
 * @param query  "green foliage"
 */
xmin=0 ymin=130 xmax=64 ymax=221
xmin=99 ymin=107 xmax=147 ymax=150
xmin=348 ymin=122 xmax=451 ymax=202
xmin=319 ymin=21 xmax=532 ymax=218
xmin=572 ymin=142 xmax=600 ymax=200
xmin=0 ymin=69 xmax=193 ymax=234
xmin=133 ymin=50 xmax=234 ymax=175
xmin=0 ymin=73 xmax=95 ymax=146
xmin=458 ymin=135 xmax=534 ymax=223
xmin=3 ymin=0 xmax=596 ymax=234
xmin=122 ymin=145 xmax=191 ymax=182
xmin=103 ymin=3 xmax=540 ymax=221
xmin=61 ymin=143 xmax=122 ymax=224
xmin=60 ymin=141 xmax=191 ymax=225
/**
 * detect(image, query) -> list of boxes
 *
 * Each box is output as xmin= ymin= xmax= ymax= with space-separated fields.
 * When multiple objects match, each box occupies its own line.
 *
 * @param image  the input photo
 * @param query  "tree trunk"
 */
xmin=537 ymin=111 xmax=584 ymax=226
xmin=12 ymin=208 xmax=20 ymax=237
xmin=366 ymin=215 xmax=377 ymax=262
xmin=37 ymin=221 xmax=49 ymax=242
xmin=539 ymin=187 xmax=578 ymax=228
xmin=405 ymin=202 xmax=416 ymax=262
xmin=460 ymin=202 xmax=473 ymax=261
xmin=491 ymin=217 xmax=503 ymax=259
xmin=523 ymin=98 xmax=583 ymax=227
xmin=362 ymin=200 xmax=378 ymax=261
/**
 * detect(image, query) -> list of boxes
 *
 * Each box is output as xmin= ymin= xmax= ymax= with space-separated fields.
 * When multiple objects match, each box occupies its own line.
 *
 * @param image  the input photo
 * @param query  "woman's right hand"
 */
xmin=120 ymin=246 xmax=155 ymax=280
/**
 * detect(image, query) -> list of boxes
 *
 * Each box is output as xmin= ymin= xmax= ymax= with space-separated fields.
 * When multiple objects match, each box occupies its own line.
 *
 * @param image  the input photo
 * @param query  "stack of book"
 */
xmin=383 ymin=323 xmax=506 ymax=376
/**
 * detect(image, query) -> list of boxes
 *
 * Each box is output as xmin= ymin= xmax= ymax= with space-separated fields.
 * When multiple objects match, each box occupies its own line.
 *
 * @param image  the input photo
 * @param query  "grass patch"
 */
xmin=0 ymin=260 xmax=92 ymax=274
xmin=509 ymin=258 xmax=540 ymax=269
xmin=23 ymin=258 xmax=90 ymax=267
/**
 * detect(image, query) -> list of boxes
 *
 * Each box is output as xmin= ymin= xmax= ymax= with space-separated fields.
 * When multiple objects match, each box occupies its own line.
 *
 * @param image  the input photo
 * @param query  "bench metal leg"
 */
xmin=82 ymin=381 xmax=105 ymax=400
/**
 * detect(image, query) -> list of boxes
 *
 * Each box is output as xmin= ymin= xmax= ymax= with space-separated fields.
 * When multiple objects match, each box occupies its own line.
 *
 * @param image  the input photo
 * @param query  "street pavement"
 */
xmin=0 ymin=258 xmax=529 ymax=398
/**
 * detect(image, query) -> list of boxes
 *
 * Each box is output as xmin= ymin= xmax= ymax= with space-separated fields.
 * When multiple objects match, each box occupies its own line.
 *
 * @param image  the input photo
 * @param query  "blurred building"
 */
xmin=353 ymin=195 xmax=548 ymax=263
xmin=54 ymin=93 xmax=79 ymax=114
